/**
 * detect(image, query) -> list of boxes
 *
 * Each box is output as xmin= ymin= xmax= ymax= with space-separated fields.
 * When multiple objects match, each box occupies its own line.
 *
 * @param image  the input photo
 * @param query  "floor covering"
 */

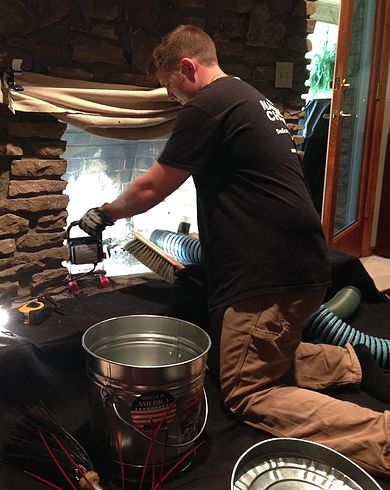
xmin=0 ymin=251 xmax=389 ymax=489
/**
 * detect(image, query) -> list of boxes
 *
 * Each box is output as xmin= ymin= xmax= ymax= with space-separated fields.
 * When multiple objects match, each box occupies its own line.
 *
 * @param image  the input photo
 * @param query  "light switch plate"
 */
xmin=275 ymin=62 xmax=294 ymax=88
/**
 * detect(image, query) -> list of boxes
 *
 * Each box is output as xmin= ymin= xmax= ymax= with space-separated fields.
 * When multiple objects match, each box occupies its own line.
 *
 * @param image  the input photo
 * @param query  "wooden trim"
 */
xmin=322 ymin=0 xmax=390 ymax=257
xmin=375 ymin=132 xmax=390 ymax=256
xmin=330 ymin=220 xmax=362 ymax=256
xmin=361 ymin=0 xmax=390 ymax=255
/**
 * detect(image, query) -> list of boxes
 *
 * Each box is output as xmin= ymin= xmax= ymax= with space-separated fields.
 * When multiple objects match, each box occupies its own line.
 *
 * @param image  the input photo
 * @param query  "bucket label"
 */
xmin=130 ymin=391 xmax=177 ymax=429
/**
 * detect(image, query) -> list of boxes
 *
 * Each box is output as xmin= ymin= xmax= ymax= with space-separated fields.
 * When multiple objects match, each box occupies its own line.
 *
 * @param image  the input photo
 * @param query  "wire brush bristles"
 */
xmin=123 ymin=231 xmax=185 ymax=284
xmin=1 ymin=403 xmax=103 ymax=489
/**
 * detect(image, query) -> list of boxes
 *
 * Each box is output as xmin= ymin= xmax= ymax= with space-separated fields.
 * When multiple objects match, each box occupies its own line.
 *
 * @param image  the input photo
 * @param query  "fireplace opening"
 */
xmin=62 ymin=125 xmax=198 ymax=277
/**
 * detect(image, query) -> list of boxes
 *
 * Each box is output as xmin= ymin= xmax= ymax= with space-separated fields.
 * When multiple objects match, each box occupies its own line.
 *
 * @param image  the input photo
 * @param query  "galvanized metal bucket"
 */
xmin=231 ymin=437 xmax=383 ymax=489
xmin=82 ymin=315 xmax=211 ymax=481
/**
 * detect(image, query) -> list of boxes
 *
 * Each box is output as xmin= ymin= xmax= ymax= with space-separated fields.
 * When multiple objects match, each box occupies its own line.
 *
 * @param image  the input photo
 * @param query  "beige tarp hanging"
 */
xmin=4 ymin=72 xmax=180 ymax=140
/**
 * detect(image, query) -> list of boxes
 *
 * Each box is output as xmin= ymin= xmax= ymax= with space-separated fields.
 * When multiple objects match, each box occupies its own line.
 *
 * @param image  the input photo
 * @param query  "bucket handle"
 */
xmin=111 ymin=388 xmax=208 ymax=448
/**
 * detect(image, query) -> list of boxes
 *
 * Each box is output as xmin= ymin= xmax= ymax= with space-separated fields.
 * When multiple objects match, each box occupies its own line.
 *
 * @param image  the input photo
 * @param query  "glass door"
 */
xmin=322 ymin=0 xmax=378 ymax=256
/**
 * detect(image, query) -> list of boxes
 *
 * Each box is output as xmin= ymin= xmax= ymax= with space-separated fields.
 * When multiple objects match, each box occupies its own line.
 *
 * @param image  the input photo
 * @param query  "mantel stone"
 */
xmin=3 ymin=194 xmax=69 ymax=213
xmin=28 ymin=141 xmax=67 ymax=158
xmin=36 ymin=211 xmax=68 ymax=232
xmin=16 ymin=231 xmax=66 ymax=251
xmin=247 ymin=3 xmax=286 ymax=48
xmin=0 ymin=280 xmax=18 ymax=300
xmin=11 ymin=159 xmax=67 ymax=178
xmin=0 ymin=142 xmax=23 ymax=156
xmin=0 ymin=246 xmax=68 ymax=274
xmin=31 ymin=267 xmax=68 ymax=292
xmin=0 ymin=0 xmax=73 ymax=35
xmin=0 ymin=214 xmax=29 ymax=237
xmin=71 ymin=36 xmax=127 ymax=66
xmin=8 ymin=122 xmax=67 ymax=139
xmin=0 ymin=239 xmax=16 ymax=257
xmin=79 ymin=0 xmax=120 ymax=21
xmin=8 ymin=179 xmax=67 ymax=197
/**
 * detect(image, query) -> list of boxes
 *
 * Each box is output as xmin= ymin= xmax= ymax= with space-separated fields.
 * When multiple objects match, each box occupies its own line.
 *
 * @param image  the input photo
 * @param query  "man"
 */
xmin=80 ymin=25 xmax=390 ymax=476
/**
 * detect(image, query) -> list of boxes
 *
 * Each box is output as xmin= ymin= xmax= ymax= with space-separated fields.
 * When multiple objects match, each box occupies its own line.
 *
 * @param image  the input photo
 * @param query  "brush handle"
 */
xmin=79 ymin=471 xmax=104 ymax=489
xmin=133 ymin=232 xmax=185 ymax=270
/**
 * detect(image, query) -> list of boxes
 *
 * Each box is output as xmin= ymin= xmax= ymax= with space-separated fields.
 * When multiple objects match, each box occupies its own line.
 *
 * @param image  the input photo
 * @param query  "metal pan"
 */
xmin=231 ymin=437 xmax=383 ymax=489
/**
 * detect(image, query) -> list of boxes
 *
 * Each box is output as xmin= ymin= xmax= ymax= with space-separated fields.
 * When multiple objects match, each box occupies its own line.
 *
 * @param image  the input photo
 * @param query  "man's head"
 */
xmin=152 ymin=25 xmax=222 ymax=104
xmin=152 ymin=25 xmax=218 ymax=72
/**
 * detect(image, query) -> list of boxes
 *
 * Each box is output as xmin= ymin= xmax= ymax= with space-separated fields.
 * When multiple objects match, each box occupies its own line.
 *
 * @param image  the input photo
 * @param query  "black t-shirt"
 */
xmin=158 ymin=76 xmax=331 ymax=311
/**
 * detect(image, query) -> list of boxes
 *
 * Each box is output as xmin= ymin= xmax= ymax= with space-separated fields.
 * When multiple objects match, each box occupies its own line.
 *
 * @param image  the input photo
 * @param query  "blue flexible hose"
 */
xmin=149 ymin=232 xmax=390 ymax=369
xmin=307 ymin=305 xmax=390 ymax=369
xmin=150 ymin=229 xmax=203 ymax=266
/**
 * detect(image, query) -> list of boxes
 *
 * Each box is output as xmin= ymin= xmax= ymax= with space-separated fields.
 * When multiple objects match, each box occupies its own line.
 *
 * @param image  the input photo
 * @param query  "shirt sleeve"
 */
xmin=158 ymin=103 xmax=219 ymax=174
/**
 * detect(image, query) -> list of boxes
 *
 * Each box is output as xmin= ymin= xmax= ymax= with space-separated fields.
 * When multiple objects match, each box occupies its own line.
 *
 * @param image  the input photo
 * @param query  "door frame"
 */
xmin=376 ymin=132 xmax=390 ymax=256
xmin=321 ymin=0 xmax=390 ymax=257
xmin=361 ymin=0 xmax=390 ymax=256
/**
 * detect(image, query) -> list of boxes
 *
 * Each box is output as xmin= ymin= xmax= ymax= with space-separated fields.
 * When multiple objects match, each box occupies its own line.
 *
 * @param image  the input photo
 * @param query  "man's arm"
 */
xmin=79 ymin=161 xmax=191 ymax=237
xmin=103 ymin=161 xmax=191 ymax=220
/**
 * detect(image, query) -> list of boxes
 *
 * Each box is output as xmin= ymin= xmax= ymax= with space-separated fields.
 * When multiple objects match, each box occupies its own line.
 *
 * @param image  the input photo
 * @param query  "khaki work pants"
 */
xmin=208 ymin=288 xmax=390 ymax=476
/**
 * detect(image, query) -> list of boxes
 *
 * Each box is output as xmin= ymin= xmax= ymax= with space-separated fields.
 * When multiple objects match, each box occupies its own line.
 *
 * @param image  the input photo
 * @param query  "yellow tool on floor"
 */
xmin=18 ymin=297 xmax=58 ymax=326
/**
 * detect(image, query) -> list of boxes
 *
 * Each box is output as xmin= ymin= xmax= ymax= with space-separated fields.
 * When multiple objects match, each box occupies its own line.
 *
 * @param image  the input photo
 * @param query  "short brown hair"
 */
xmin=151 ymin=25 xmax=218 ymax=72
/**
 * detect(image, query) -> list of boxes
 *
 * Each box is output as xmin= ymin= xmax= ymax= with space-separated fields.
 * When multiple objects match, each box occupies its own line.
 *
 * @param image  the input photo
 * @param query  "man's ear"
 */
xmin=181 ymin=58 xmax=196 ymax=80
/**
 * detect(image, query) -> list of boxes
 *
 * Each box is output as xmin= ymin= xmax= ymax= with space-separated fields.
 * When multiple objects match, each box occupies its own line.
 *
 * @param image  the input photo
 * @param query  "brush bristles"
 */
xmin=124 ymin=234 xmax=184 ymax=284
xmin=2 ymin=404 xmax=94 ymax=485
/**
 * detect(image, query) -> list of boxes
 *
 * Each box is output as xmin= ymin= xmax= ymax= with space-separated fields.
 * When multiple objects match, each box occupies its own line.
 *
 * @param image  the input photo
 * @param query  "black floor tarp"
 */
xmin=0 ymin=251 xmax=389 ymax=489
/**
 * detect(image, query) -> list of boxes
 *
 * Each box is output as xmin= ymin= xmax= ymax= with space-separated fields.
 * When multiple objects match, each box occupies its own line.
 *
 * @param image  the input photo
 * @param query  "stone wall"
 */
xmin=0 ymin=0 xmax=317 ymax=303
xmin=0 ymin=111 xmax=69 ymax=302
xmin=0 ymin=0 xmax=315 ymax=109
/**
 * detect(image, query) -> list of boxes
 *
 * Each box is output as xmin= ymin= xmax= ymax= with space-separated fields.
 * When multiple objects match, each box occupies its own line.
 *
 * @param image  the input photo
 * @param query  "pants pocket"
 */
xmin=251 ymin=298 xmax=290 ymax=342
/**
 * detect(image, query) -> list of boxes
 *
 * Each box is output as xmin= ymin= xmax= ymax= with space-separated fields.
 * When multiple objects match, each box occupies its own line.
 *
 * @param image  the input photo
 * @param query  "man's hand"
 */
xmin=79 ymin=206 xmax=115 ymax=237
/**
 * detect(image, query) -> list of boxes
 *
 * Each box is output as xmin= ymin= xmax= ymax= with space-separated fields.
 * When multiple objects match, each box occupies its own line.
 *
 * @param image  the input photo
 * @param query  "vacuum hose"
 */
xmin=306 ymin=286 xmax=390 ymax=369
xmin=322 ymin=285 xmax=362 ymax=321
xmin=149 ymin=231 xmax=390 ymax=369
xmin=150 ymin=229 xmax=203 ymax=266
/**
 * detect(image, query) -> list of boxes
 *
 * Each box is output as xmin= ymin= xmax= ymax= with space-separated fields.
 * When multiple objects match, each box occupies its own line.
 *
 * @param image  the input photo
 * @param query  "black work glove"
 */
xmin=79 ymin=206 xmax=115 ymax=237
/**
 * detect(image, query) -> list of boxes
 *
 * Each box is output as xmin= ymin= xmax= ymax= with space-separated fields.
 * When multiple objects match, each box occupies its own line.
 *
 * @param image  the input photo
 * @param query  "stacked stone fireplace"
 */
xmin=0 ymin=0 xmax=318 ymax=305
xmin=0 ymin=111 xmax=69 ymax=304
